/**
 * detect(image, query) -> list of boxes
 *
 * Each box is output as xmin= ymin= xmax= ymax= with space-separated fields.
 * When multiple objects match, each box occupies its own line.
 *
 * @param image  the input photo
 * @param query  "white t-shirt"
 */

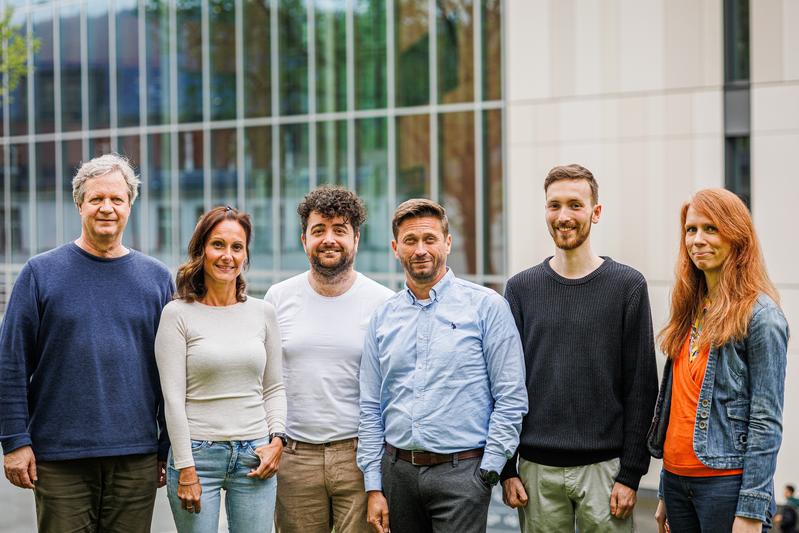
xmin=265 ymin=271 xmax=394 ymax=443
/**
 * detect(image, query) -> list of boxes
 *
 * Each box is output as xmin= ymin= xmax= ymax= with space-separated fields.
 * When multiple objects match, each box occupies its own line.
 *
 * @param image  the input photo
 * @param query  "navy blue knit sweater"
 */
xmin=0 ymin=243 xmax=174 ymax=461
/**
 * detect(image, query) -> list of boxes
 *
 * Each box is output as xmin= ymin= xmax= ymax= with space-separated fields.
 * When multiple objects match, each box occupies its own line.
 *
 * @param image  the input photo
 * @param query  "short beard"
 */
xmin=550 ymin=223 xmax=591 ymax=251
xmin=310 ymin=251 xmax=354 ymax=280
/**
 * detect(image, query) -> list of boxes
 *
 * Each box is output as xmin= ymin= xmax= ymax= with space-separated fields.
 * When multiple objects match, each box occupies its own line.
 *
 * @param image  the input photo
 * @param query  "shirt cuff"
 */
xmin=363 ymin=468 xmax=383 ymax=492
xmin=479 ymin=450 xmax=508 ymax=474
xmin=0 ymin=434 xmax=33 ymax=455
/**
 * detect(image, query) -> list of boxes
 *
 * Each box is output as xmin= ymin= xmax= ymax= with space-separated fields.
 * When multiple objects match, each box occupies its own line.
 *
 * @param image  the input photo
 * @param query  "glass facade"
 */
xmin=0 ymin=0 xmax=504 ymax=305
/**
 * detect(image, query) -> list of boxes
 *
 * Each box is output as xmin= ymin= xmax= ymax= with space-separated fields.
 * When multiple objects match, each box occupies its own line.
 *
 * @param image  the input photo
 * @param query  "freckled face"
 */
xmin=684 ymin=205 xmax=732 ymax=276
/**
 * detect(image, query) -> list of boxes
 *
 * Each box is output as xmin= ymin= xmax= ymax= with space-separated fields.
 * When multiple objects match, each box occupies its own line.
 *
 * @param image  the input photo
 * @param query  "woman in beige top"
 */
xmin=155 ymin=206 xmax=287 ymax=533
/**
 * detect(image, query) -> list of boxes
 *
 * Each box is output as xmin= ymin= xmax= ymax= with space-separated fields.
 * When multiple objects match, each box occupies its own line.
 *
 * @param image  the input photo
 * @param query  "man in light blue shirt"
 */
xmin=357 ymin=199 xmax=527 ymax=533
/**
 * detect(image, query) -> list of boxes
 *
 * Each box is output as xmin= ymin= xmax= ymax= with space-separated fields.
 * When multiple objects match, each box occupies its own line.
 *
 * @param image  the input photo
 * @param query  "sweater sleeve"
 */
xmin=0 ymin=264 xmax=40 ymax=454
xmin=500 ymin=279 xmax=524 ymax=481
xmin=262 ymin=302 xmax=286 ymax=434
xmin=616 ymin=279 xmax=659 ymax=490
xmin=154 ymin=303 xmax=194 ymax=469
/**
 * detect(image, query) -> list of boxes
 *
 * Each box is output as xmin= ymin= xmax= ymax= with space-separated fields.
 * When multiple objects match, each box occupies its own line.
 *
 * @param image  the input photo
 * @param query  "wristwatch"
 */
xmin=269 ymin=432 xmax=288 ymax=446
xmin=480 ymin=469 xmax=501 ymax=487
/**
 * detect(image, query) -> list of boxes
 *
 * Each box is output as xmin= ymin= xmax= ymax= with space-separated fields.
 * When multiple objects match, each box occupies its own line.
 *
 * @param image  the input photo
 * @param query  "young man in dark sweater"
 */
xmin=500 ymin=164 xmax=658 ymax=532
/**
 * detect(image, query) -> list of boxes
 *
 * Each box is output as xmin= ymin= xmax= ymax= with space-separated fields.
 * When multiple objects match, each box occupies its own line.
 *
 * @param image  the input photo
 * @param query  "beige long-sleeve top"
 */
xmin=155 ymin=297 xmax=286 ymax=469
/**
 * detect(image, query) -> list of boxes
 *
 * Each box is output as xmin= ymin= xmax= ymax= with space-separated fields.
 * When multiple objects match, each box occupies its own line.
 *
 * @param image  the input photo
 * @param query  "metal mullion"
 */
xmin=307 ymin=0 xmax=317 ymax=189
xmin=138 ymin=0 xmax=149 ymax=254
xmin=271 ymin=0 xmax=281 ymax=276
xmin=53 ymin=2 xmax=64 ymax=245
xmin=169 ymin=0 xmax=179 ymax=264
xmin=26 ymin=7 xmax=36 ymax=253
xmin=109 ymin=0 xmax=118 ymax=150
xmin=428 ymin=0 xmax=438 ymax=203
xmin=80 ymin=0 xmax=89 ymax=160
xmin=235 ymin=0 xmax=245 ymax=210
xmin=2 ymin=0 xmax=11 ymax=297
xmin=201 ymin=0 xmax=211 ymax=211
xmin=345 ymin=0 xmax=355 ymax=191
xmin=386 ymin=0 xmax=397 ymax=285
xmin=473 ymin=0 xmax=483 ymax=280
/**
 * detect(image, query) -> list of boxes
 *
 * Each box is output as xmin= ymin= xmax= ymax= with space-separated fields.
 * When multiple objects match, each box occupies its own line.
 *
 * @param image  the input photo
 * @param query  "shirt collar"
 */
xmin=403 ymin=268 xmax=454 ymax=305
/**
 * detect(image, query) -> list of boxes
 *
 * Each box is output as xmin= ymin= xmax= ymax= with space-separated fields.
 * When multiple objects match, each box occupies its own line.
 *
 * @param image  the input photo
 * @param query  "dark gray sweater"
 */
xmin=500 ymin=257 xmax=658 ymax=490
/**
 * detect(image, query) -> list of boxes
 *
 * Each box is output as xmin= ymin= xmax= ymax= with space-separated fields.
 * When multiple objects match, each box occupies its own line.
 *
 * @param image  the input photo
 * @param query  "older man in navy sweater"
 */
xmin=0 ymin=154 xmax=174 ymax=532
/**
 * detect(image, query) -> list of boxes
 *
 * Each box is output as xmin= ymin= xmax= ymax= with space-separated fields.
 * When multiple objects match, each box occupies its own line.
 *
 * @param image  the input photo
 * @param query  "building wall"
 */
xmin=506 ymin=0 xmax=798 ymax=493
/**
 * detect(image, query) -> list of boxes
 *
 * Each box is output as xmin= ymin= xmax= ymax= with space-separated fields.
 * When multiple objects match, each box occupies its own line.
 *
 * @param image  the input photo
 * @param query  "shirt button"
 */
xmin=700 ymin=411 xmax=709 ymax=418
xmin=699 ymin=421 xmax=707 ymax=430
xmin=701 ymin=400 xmax=709 ymax=407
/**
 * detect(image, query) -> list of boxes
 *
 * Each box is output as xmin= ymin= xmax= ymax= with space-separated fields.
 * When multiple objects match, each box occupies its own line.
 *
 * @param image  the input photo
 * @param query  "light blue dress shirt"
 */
xmin=357 ymin=269 xmax=528 ymax=492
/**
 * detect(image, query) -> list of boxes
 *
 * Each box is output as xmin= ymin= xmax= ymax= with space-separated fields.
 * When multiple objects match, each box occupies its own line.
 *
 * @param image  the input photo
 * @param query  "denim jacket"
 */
xmin=647 ymin=294 xmax=790 ymax=522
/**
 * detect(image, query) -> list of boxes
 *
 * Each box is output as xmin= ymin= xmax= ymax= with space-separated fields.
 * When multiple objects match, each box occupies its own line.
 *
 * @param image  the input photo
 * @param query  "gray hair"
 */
xmin=72 ymin=153 xmax=140 ymax=205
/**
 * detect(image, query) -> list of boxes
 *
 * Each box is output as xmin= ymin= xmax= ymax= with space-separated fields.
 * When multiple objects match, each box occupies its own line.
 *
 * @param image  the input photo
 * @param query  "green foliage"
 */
xmin=0 ymin=7 xmax=40 ymax=103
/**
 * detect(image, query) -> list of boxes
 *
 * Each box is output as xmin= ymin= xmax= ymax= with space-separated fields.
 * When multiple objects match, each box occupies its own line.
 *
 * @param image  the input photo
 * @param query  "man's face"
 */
xmin=77 ymin=171 xmax=131 ymax=246
xmin=302 ymin=211 xmax=359 ymax=278
xmin=391 ymin=216 xmax=451 ymax=285
xmin=545 ymin=179 xmax=600 ymax=251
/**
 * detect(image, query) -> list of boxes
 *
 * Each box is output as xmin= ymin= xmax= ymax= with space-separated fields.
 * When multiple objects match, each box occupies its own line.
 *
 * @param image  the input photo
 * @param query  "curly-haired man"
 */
xmin=265 ymin=186 xmax=394 ymax=533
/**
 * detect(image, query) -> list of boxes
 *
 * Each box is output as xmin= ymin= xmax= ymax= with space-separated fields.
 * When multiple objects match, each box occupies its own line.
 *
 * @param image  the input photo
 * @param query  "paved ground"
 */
xmin=0 ymin=460 xmax=659 ymax=533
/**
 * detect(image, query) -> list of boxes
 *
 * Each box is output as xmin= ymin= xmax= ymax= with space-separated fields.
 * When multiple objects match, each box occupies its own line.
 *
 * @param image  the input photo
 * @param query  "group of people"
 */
xmin=0 ymin=154 xmax=789 ymax=533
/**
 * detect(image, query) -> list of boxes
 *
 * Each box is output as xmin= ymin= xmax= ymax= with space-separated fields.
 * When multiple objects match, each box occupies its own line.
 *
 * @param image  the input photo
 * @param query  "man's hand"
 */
xmin=654 ymin=498 xmax=669 ymax=533
xmin=3 ymin=446 xmax=37 ymax=489
xmin=732 ymin=516 xmax=763 ymax=533
xmin=157 ymin=461 xmax=167 ymax=487
xmin=247 ymin=438 xmax=283 ymax=479
xmin=609 ymin=482 xmax=636 ymax=519
xmin=367 ymin=490 xmax=390 ymax=533
xmin=501 ymin=477 xmax=529 ymax=508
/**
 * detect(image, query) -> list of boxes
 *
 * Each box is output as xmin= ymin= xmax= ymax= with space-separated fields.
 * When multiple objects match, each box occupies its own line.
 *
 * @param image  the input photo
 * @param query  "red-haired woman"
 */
xmin=648 ymin=188 xmax=789 ymax=533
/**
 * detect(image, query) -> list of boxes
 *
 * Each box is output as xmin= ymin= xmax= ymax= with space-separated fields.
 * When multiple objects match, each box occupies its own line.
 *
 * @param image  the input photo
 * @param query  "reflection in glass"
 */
xmin=88 ymin=0 xmax=111 ymax=129
xmin=179 ymin=131 xmax=204 ymax=248
xmin=315 ymin=1 xmax=346 ymax=114
xmin=9 ymin=10 xmax=29 ymax=136
xmin=396 ymin=115 xmax=429 ymax=202
xmin=355 ymin=117 xmax=389 ymax=272
xmin=439 ymin=111 xmax=475 ymax=274
xmin=210 ymin=0 xmax=236 ymax=121
xmin=36 ymin=142 xmax=57 ymax=253
xmin=62 ymin=140 xmax=83 ymax=241
xmin=177 ymin=0 xmax=203 ymax=123
xmin=483 ymin=109 xmax=503 ymax=275
xmin=243 ymin=0 xmax=271 ymax=118
xmin=316 ymin=120 xmax=347 ymax=186
xmin=211 ymin=129 xmax=237 ymax=207
xmin=116 ymin=0 xmax=141 ymax=127
xmin=9 ymin=144 xmax=30 ymax=261
xmin=244 ymin=126 xmax=273 ymax=270
xmin=437 ymin=0 xmax=473 ymax=104
xmin=395 ymin=0 xmax=428 ymax=107
xmin=118 ymin=136 xmax=142 ymax=250
xmin=482 ymin=0 xmax=501 ymax=101
xmin=33 ymin=8 xmax=55 ymax=134
xmin=60 ymin=3 xmax=82 ymax=131
xmin=279 ymin=0 xmax=308 ymax=115
xmin=148 ymin=133 xmax=172 ymax=263
xmin=146 ymin=1 xmax=171 ymax=125
xmin=354 ymin=0 xmax=386 ymax=110
xmin=280 ymin=124 xmax=309 ymax=270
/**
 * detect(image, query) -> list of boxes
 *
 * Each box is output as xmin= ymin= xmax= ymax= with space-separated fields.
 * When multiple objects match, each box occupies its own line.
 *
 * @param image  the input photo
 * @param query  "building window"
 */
xmin=723 ymin=0 xmax=751 ymax=208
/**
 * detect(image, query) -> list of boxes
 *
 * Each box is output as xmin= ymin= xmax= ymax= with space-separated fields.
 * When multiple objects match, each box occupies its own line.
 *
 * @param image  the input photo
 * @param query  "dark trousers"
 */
xmin=662 ymin=470 xmax=772 ymax=532
xmin=381 ymin=452 xmax=492 ymax=533
xmin=34 ymin=453 xmax=158 ymax=533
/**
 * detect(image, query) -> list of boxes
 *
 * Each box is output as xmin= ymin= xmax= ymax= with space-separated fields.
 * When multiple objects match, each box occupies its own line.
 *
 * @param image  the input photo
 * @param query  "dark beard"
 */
xmin=310 ymin=250 xmax=354 ymax=279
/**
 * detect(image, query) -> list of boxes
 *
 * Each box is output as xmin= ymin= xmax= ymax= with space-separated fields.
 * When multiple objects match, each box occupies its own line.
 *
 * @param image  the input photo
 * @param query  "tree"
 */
xmin=0 ymin=7 xmax=39 ymax=104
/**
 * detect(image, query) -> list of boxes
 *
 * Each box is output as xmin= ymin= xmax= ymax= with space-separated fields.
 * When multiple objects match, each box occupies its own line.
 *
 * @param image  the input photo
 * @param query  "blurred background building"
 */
xmin=0 ymin=0 xmax=796 ymax=520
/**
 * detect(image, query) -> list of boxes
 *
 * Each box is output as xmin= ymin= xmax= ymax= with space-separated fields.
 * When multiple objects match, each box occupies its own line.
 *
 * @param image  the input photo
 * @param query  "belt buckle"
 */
xmin=411 ymin=450 xmax=422 ymax=466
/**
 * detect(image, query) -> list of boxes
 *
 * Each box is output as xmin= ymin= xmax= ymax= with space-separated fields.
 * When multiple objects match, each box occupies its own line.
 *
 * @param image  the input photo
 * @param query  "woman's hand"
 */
xmin=177 ymin=466 xmax=202 ymax=514
xmin=247 ymin=438 xmax=283 ymax=479
xmin=732 ymin=516 xmax=763 ymax=533
xmin=654 ymin=499 xmax=669 ymax=533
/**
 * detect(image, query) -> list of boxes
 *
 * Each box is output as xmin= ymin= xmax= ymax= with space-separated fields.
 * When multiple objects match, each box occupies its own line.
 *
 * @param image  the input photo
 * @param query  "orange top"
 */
xmin=663 ymin=337 xmax=743 ymax=477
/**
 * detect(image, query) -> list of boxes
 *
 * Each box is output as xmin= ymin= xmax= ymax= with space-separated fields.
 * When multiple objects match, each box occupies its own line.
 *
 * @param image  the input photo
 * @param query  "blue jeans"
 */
xmin=167 ymin=438 xmax=277 ymax=533
xmin=662 ymin=470 xmax=771 ymax=532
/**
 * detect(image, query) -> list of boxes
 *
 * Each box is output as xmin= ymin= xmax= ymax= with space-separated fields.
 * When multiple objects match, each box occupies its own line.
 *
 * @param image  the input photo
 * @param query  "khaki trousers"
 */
xmin=517 ymin=457 xmax=634 ymax=533
xmin=34 ymin=453 xmax=158 ymax=533
xmin=274 ymin=437 xmax=369 ymax=533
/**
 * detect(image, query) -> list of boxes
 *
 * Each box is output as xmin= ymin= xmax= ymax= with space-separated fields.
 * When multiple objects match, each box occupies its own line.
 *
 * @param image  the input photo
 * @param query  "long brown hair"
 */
xmin=658 ymin=188 xmax=778 ymax=358
xmin=175 ymin=206 xmax=253 ymax=303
